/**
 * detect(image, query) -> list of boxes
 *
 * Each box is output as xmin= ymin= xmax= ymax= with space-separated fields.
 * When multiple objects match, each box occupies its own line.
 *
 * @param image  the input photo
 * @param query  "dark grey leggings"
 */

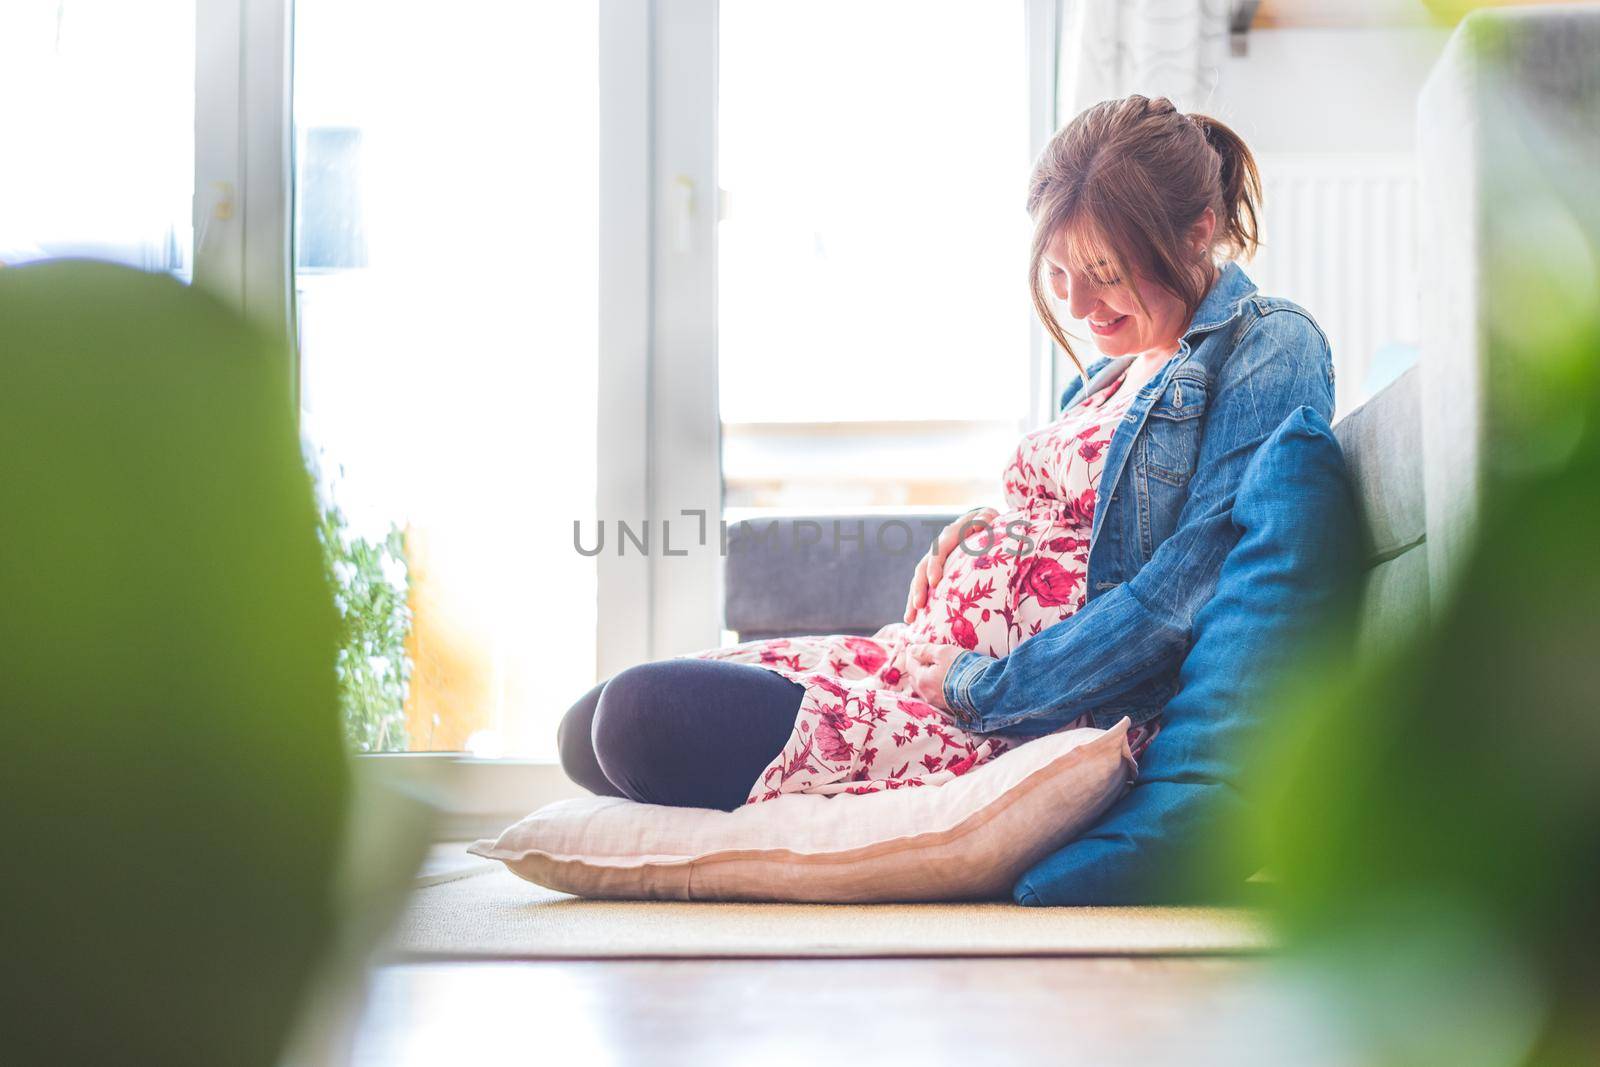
xmin=556 ymin=658 xmax=805 ymax=811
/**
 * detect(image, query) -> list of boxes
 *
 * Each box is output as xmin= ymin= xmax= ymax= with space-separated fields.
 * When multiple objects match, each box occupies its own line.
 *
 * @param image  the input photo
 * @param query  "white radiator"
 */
xmin=1246 ymin=153 xmax=1421 ymax=418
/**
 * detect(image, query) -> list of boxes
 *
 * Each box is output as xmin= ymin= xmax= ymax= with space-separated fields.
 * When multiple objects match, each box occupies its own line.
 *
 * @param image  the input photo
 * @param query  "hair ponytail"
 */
xmin=1188 ymin=112 xmax=1263 ymax=263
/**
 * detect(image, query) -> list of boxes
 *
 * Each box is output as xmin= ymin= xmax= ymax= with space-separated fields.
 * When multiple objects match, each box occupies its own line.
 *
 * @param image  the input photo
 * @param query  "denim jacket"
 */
xmin=942 ymin=260 xmax=1336 ymax=734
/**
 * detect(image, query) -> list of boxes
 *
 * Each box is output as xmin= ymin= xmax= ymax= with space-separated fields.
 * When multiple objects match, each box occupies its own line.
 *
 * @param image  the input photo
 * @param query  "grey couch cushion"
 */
xmin=1354 ymin=545 xmax=1430 ymax=659
xmin=724 ymin=512 xmax=960 ymax=640
xmin=1333 ymin=366 xmax=1425 ymax=567
xmin=1332 ymin=365 xmax=1429 ymax=654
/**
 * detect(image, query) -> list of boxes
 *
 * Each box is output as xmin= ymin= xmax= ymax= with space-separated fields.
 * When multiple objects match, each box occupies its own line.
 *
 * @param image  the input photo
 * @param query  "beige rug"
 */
xmin=387 ymin=866 xmax=1275 ymax=960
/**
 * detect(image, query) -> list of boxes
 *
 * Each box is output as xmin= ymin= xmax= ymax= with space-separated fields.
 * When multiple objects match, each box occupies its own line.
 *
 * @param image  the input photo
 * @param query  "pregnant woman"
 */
xmin=559 ymin=94 xmax=1335 ymax=815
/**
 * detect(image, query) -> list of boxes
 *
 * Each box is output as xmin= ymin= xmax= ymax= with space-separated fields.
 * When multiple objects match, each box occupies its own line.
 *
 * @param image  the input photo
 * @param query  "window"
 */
xmin=293 ymin=1 xmax=600 ymax=757
xmin=718 ymin=0 xmax=1035 ymax=514
xmin=0 ymin=0 xmax=194 ymax=276
xmin=0 ymin=0 xmax=1052 ymax=789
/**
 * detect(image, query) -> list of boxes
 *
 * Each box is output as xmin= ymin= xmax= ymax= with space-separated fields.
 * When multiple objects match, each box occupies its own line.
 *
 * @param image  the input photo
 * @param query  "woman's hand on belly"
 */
xmin=904 ymin=507 xmax=999 ymax=623
xmin=905 ymin=642 xmax=967 ymax=720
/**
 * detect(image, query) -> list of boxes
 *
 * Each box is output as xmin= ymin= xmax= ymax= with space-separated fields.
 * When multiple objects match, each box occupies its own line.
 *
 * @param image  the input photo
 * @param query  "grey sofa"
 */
xmin=724 ymin=512 xmax=961 ymax=641
xmin=722 ymin=377 xmax=1424 ymax=653
xmin=724 ymin=6 xmax=1600 ymax=659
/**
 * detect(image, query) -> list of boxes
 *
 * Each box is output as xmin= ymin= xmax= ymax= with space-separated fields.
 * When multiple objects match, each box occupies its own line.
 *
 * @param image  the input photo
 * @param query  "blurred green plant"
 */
xmin=1233 ymin=9 xmax=1600 ymax=1065
xmin=308 ymin=453 xmax=414 ymax=753
xmin=0 ymin=261 xmax=354 ymax=1067
xmin=0 ymin=260 xmax=433 ymax=1065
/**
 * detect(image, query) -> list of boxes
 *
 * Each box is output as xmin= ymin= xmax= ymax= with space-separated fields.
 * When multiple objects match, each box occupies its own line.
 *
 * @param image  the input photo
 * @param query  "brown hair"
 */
xmin=1026 ymin=94 xmax=1263 ymax=379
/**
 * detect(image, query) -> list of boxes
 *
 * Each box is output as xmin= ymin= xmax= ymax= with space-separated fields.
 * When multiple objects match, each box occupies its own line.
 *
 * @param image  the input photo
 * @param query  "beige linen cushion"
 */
xmin=469 ymin=718 xmax=1135 ymax=903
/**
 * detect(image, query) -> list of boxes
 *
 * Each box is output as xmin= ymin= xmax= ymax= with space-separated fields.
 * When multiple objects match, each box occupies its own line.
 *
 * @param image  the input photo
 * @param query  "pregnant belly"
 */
xmin=907 ymin=506 xmax=1092 ymax=658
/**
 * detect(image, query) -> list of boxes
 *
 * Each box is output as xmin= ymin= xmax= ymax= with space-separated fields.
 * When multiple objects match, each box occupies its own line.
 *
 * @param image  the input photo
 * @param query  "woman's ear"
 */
xmin=1188 ymin=207 xmax=1218 ymax=253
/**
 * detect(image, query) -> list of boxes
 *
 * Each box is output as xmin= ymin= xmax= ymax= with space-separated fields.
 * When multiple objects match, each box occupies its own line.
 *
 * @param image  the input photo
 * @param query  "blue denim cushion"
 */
xmin=1012 ymin=405 xmax=1363 ymax=906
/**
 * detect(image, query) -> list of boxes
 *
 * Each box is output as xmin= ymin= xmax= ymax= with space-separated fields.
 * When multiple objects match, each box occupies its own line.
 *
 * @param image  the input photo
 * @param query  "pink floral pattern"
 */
xmin=692 ymin=370 xmax=1161 ymax=804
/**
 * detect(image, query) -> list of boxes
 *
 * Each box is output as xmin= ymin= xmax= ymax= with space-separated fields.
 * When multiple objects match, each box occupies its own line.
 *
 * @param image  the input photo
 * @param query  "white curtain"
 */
xmin=1058 ymin=0 xmax=1231 ymax=120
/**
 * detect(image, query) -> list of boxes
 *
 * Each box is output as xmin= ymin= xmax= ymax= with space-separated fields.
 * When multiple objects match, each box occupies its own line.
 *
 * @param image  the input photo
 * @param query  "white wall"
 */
xmin=1208 ymin=26 xmax=1450 ymax=155
xmin=1203 ymin=25 xmax=1452 ymax=415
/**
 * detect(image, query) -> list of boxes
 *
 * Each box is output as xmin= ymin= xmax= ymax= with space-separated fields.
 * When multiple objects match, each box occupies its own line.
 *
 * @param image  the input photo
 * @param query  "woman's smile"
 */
xmin=1041 ymin=213 xmax=1221 ymax=363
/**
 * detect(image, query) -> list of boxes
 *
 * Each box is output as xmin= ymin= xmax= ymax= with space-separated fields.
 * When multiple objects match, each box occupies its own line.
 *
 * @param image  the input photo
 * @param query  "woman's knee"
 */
xmin=556 ymin=679 xmax=623 ymax=797
xmin=588 ymin=663 xmax=668 ymax=794
xmin=590 ymin=658 xmax=802 ymax=810
xmin=589 ymin=660 xmax=725 ymax=770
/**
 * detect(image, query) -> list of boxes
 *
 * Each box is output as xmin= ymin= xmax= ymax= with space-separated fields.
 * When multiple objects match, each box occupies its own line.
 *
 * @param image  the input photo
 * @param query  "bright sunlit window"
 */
xmin=718 ymin=0 xmax=1034 ymax=513
xmin=0 ymin=0 xmax=194 ymax=275
xmin=294 ymin=1 xmax=599 ymax=758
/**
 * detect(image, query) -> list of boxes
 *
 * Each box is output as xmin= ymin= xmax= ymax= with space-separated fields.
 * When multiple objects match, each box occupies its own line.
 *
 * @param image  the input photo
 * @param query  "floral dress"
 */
xmin=693 ymin=368 xmax=1161 ymax=805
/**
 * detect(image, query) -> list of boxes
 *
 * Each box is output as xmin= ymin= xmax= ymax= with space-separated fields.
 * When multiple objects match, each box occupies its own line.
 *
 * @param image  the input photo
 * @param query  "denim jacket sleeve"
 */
xmin=942 ymin=308 xmax=1336 ymax=732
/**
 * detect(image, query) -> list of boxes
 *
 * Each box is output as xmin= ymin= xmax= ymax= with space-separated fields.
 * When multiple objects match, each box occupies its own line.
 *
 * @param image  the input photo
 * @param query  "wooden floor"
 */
xmin=344 ymin=956 xmax=1310 ymax=1066
xmin=347 ymin=848 xmax=1312 ymax=1064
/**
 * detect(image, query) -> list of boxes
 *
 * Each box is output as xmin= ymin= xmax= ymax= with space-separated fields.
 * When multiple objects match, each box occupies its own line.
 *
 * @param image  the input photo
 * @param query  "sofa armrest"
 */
xmin=723 ymin=512 xmax=961 ymax=641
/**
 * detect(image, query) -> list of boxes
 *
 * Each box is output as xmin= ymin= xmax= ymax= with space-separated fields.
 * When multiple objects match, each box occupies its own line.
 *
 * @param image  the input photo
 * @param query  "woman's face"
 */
xmin=1043 ymin=224 xmax=1212 ymax=361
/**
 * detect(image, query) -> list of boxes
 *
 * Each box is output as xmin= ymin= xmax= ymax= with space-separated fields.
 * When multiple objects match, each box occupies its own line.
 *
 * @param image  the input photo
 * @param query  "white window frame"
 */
xmin=194 ymin=0 xmax=295 ymax=402
xmin=652 ymin=0 xmax=1065 ymax=646
xmin=596 ymin=0 xmax=657 ymax=678
xmin=646 ymin=0 xmax=723 ymax=657
xmin=1027 ymin=0 xmax=1064 ymax=426
xmin=199 ymin=0 xmax=1061 ymax=838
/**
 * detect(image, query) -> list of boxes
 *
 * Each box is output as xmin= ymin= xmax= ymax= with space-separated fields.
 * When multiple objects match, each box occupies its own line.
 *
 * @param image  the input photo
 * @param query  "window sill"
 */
xmin=356 ymin=752 xmax=585 ymax=841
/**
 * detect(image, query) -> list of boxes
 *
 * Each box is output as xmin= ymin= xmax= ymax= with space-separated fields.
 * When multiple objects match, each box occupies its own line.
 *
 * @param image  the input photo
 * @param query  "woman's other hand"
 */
xmin=903 ymin=507 xmax=999 ymax=623
xmin=905 ymin=642 xmax=966 ymax=719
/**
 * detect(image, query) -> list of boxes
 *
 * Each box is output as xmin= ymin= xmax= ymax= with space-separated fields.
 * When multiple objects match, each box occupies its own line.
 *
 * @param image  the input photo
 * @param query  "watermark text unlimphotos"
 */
xmin=572 ymin=511 xmax=1037 ymax=558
